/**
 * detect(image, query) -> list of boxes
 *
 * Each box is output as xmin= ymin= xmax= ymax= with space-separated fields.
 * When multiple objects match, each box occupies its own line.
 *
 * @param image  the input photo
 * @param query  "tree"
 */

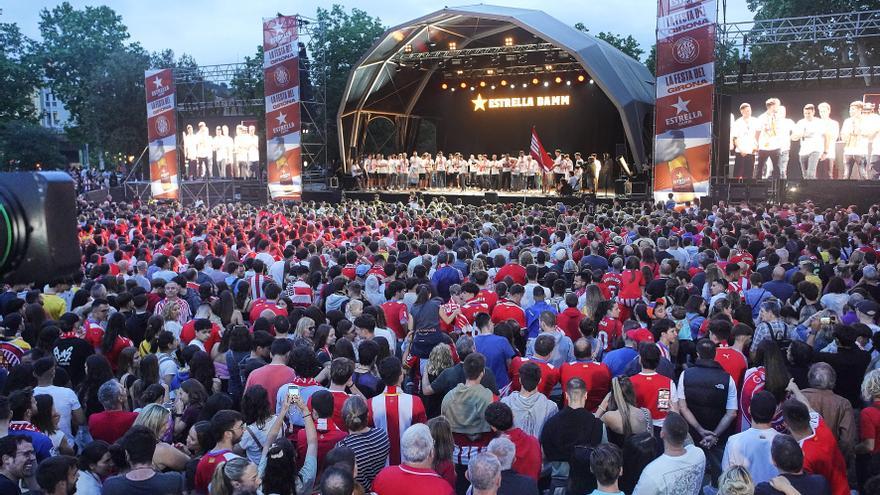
xmin=0 ymin=22 xmax=40 ymax=122
xmin=574 ymin=23 xmax=645 ymax=61
xmin=309 ymin=5 xmax=385 ymax=164
xmin=745 ymin=0 xmax=880 ymax=71
xmin=645 ymin=45 xmax=657 ymax=76
xmin=0 ymin=121 xmax=66 ymax=170
xmin=230 ymin=45 xmax=265 ymax=121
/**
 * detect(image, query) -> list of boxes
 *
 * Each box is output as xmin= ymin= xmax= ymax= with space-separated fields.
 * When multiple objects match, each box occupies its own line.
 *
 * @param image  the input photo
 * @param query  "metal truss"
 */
xmin=176 ymin=99 xmax=263 ymax=112
xmin=720 ymin=9 xmax=880 ymax=47
xmin=394 ymin=42 xmax=561 ymax=62
xmin=722 ymin=65 xmax=880 ymax=85
xmin=440 ymin=61 xmax=583 ymax=79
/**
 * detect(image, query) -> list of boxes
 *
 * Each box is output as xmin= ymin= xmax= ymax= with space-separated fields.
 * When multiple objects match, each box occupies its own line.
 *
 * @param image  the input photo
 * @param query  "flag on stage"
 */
xmin=530 ymin=126 xmax=554 ymax=173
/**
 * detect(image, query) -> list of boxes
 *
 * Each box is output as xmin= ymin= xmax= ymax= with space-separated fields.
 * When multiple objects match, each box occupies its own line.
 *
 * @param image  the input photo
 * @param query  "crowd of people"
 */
xmin=351 ymin=150 xmax=607 ymax=195
xmin=2 ymin=194 xmax=880 ymax=495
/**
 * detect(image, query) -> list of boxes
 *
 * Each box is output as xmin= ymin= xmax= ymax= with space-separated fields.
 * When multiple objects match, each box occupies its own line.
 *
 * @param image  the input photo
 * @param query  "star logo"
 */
xmin=671 ymin=96 xmax=691 ymax=114
xmin=271 ymin=21 xmax=285 ymax=37
xmin=153 ymin=76 xmax=163 ymax=89
xmin=472 ymin=94 xmax=487 ymax=111
xmin=275 ymin=113 xmax=287 ymax=125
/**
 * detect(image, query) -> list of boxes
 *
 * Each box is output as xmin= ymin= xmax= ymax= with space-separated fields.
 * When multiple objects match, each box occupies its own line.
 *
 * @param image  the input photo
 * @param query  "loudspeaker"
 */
xmin=484 ymin=191 xmax=498 ymax=203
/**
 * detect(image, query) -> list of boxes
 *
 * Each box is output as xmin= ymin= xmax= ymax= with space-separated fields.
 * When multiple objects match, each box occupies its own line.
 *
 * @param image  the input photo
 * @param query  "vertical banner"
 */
xmin=653 ymin=0 xmax=716 ymax=202
xmin=263 ymin=15 xmax=302 ymax=200
xmin=144 ymin=68 xmax=179 ymax=200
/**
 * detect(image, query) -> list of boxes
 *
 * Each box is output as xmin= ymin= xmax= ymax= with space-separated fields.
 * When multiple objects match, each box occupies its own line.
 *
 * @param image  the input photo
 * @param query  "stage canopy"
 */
xmin=338 ymin=4 xmax=655 ymax=170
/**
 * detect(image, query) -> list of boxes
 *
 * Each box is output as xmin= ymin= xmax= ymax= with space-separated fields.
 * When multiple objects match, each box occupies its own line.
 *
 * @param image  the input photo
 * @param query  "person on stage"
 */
xmin=408 ymin=152 xmax=419 ymax=190
xmin=818 ymin=102 xmax=840 ymax=179
xmin=501 ymin=153 xmax=512 ymax=191
xmin=475 ymin=154 xmax=486 ymax=190
xmin=435 ymin=152 xmax=446 ymax=189
xmin=489 ymin=154 xmax=500 ymax=190
xmin=561 ymin=153 xmax=574 ymax=186
xmin=512 ymin=151 xmax=525 ymax=191
xmin=379 ymin=154 xmax=389 ymax=190
xmin=529 ymin=154 xmax=540 ymax=191
xmin=183 ymin=124 xmax=198 ymax=180
xmin=552 ymin=149 xmax=564 ymax=189
xmin=773 ymin=106 xmax=794 ymax=180
xmin=234 ymin=124 xmax=248 ymax=179
xmin=841 ymin=100 xmax=870 ymax=179
xmin=792 ymin=104 xmax=825 ymax=179
xmin=213 ymin=126 xmax=225 ymax=178
xmin=450 ymin=153 xmax=461 ymax=190
xmin=589 ymin=154 xmax=602 ymax=195
xmin=731 ymin=102 xmax=758 ymax=179
xmin=756 ymin=98 xmax=783 ymax=180
xmin=351 ymin=157 xmax=364 ymax=190
xmin=196 ymin=122 xmax=212 ymax=179
xmin=247 ymin=125 xmax=259 ymax=179
xmin=865 ymin=102 xmax=880 ymax=178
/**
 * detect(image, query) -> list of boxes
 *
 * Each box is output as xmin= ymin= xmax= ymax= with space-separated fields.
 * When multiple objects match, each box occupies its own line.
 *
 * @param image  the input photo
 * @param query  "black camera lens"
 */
xmin=0 ymin=181 xmax=35 ymax=279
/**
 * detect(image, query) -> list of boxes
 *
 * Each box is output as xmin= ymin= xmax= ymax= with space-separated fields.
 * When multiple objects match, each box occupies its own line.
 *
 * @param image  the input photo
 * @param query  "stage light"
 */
xmin=403 ymin=44 xmax=413 ymax=53
xmin=441 ymin=83 xmax=448 ymax=90
xmin=504 ymin=36 xmax=514 ymax=46
xmin=490 ymin=85 xmax=496 ymax=90
xmin=486 ymin=69 xmax=495 ymax=75
xmin=555 ymin=76 xmax=562 ymax=84
xmin=532 ymin=78 xmax=539 ymax=85
xmin=543 ymin=81 xmax=549 ymax=87
xmin=469 ymin=86 xmax=474 ymax=91
xmin=545 ymin=64 xmax=553 ymax=71
xmin=450 ymin=87 xmax=455 ymax=92
xmin=448 ymin=42 xmax=457 ymax=50
xmin=566 ymin=80 xmax=571 ymax=86
xmin=303 ymin=160 xmax=309 ymax=167
xmin=618 ymin=156 xmax=633 ymax=176
xmin=456 ymin=70 xmax=464 ymax=75
xmin=392 ymin=31 xmax=405 ymax=42
xmin=589 ymin=79 xmax=594 ymax=84
xmin=460 ymin=82 xmax=467 ymax=89
xmin=577 ymin=75 xmax=585 ymax=82
xmin=479 ymin=81 xmax=486 ymax=87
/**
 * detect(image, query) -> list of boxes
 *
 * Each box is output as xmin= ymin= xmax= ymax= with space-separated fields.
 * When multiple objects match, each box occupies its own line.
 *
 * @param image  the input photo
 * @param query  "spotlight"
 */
xmin=577 ymin=75 xmax=585 ymax=82
xmin=486 ymin=69 xmax=495 ymax=75
xmin=460 ymin=82 xmax=467 ymax=89
xmin=789 ymin=186 xmax=798 ymax=192
xmin=403 ymin=44 xmax=413 ymax=54
xmin=566 ymin=80 xmax=571 ymax=86
xmin=450 ymin=87 xmax=455 ymax=92
xmin=500 ymin=80 xmax=508 ymax=86
xmin=617 ymin=156 xmax=633 ymax=176
xmin=532 ymin=78 xmax=539 ymax=85
xmin=543 ymin=81 xmax=549 ymax=87
xmin=479 ymin=81 xmax=486 ymax=87
xmin=554 ymin=76 xmax=562 ymax=84
xmin=545 ymin=64 xmax=553 ymax=71
xmin=522 ymin=83 xmax=528 ymax=88
xmin=448 ymin=41 xmax=457 ymax=50
xmin=441 ymin=83 xmax=448 ymax=90
xmin=470 ymin=86 xmax=474 ymax=91
xmin=456 ymin=70 xmax=464 ymax=75
xmin=392 ymin=31 xmax=405 ymax=42
xmin=589 ymin=79 xmax=594 ymax=84
xmin=490 ymin=85 xmax=496 ymax=90
xmin=504 ymin=36 xmax=514 ymax=46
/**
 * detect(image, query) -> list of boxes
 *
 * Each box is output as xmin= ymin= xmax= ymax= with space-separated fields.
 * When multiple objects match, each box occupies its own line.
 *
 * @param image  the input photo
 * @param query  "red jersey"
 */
xmin=801 ymin=415 xmax=849 ymax=495
xmin=476 ymin=289 xmax=499 ymax=312
xmin=597 ymin=317 xmax=623 ymax=353
xmin=505 ymin=428 xmax=541 ymax=480
xmin=559 ymin=360 xmax=611 ymax=412
xmin=309 ymin=390 xmax=350 ymax=432
xmin=618 ymin=270 xmax=645 ymax=299
xmin=368 ymin=386 xmax=427 ymax=465
xmin=180 ymin=321 xmax=222 ymax=353
xmin=630 ymin=371 xmax=676 ymax=424
xmin=491 ymin=299 xmax=526 ymax=328
xmin=601 ymin=272 xmax=623 ymax=298
xmin=556 ymin=307 xmax=584 ymax=342
xmin=494 ymin=263 xmax=527 ymax=285
xmin=460 ymin=298 xmax=490 ymax=326
xmin=382 ymin=300 xmax=410 ymax=340
xmin=84 ymin=319 xmax=104 ymax=349
xmin=372 ymin=465 xmax=455 ymax=495
xmin=297 ymin=418 xmax=347 ymax=478
xmin=439 ymin=301 xmax=469 ymax=334
xmin=714 ymin=345 xmax=747 ymax=390
xmin=195 ymin=449 xmax=239 ymax=493
xmin=342 ymin=264 xmax=357 ymax=281
xmin=248 ymin=299 xmax=288 ymax=322
xmin=508 ymin=356 xmax=559 ymax=397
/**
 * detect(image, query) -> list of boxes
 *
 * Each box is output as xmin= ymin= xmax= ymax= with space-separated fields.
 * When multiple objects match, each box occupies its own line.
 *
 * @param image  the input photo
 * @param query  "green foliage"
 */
xmin=645 ymin=45 xmax=657 ymax=76
xmin=309 ymin=5 xmax=385 ymax=163
xmin=230 ymin=45 xmax=265 ymax=121
xmin=574 ymin=23 xmax=646 ymax=64
xmin=0 ymin=22 xmax=40 ymax=122
xmin=0 ymin=121 xmax=66 ymax=170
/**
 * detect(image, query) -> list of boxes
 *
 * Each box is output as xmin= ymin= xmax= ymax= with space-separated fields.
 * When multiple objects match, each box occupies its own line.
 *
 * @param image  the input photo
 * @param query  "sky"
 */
xmin=4 ymin=0 xmax=755 ymax=66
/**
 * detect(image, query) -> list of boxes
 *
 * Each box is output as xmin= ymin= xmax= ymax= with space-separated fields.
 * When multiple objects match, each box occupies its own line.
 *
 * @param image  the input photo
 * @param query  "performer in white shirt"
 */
xmin=183 ymin=124 xmax=198 ymax=180
xmin=791 ymin=104 xmax=825 ymax=179
xmin=512 ymin=151 xmax=525 ymax=191
xmin=818 ymin=102 xmax=840 ymax=179
xmin=841 ymin=101 xmax=870 ymax=179
xmin=771 ymin=106 xmax=794 ymax=179
xmin=489 ymin=154 xmax=500 ymax=190
xmin=590 ymin=153 xmax=602 ymax=194
xmin=212 ymin=126 xmax=224 ymax=178
xmin=552 ymin=149 xmax=564 ymax=189
xmin=196 ymin=122 xmax=212 ymax=179
xmin=731 ymin=102 xmax=758 ymax=179
xmin=247 ymin=125 xmax=260 ymax=179
xmin=865 ymin=102 xmax=880 ymax=179
xmin=234 ymin=125 xmax=249 ymax=179
xmin=756 ymin=98 xmax=782 ymax=180
xmin=528 ymin=155 xmax=540 ymax=190
xmin=435 ymin=152 xmax=447 ymax=189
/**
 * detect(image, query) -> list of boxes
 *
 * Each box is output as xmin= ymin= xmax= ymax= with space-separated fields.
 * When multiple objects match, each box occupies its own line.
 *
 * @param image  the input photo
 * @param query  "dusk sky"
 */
xmin=5 ymin=0 xmax=754 ymax=66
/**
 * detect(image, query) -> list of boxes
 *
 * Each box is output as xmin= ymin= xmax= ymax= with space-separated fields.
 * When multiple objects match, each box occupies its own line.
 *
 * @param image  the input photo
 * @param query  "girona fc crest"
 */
xmin=155 ymin=115 xmax=170 ymax=135
xmin=274 ymin=66 xmax=290 ymax=86
xmin=672 ymin=36 xmax=699 ymax=64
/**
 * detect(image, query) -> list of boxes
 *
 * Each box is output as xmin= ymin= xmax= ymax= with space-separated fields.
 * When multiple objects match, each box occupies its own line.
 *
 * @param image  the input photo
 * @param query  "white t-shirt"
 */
xmin=721 ymin=427 xmax=780 ymax=484
xmin=33 ymin=385 xmax=81 ymax=438
xmin=373 ymin=328 xmax=399 ymax=355
xmin=842 ymin=117 xmax=870 ymax=156
xmin=795 ymin=118 xmax=826 ymax=156
xmin=731 ymin=117 xmax=758 ymax=154
xmin=240 ymin=415 xmax=279 ymax=464
xmin=677 ymin=372 xmax=737 ymax=410
xmin=632 ymin=444 xmax=706 ymax=495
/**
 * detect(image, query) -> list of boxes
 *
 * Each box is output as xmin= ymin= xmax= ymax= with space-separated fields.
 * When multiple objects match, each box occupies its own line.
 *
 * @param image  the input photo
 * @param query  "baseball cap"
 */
xmin=856 ymin=300 xmax=879 ymax=317
xmin=355 ymin=264 xmax=370 ymax=277
xmin=555 ymin=249 xmax=567 ymax=261
xmin=626 ymin=328 xmax=654 ymax=344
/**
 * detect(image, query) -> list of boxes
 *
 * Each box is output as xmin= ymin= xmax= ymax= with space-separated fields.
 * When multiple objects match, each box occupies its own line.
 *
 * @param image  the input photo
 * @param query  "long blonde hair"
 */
xmin=210 ymin=457 xmax=254 ymax=495
xmin=427 ymin=343 xmax=454 ymax=377
xmin=160 ymin=299 xmax=180 ymax=322
xmin=295 ymin=317 xmax=316 ymax=339
xmin=718 ymin=465 xmax=754 ymax=495
xmin=134 ymin=403 xmax=171 ymax=440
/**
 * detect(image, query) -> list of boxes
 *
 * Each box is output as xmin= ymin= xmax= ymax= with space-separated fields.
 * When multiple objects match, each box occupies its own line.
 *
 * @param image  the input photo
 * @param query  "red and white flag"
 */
xmin=530 ymin=126 xmax=554 ymax=173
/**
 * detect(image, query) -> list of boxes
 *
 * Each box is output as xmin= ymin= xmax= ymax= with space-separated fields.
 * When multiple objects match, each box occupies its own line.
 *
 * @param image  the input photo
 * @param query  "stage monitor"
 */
xmin=177 ymin=117 xmax=261 ymax=179
xmin=719 ymin=88 xmax=878 ymax=181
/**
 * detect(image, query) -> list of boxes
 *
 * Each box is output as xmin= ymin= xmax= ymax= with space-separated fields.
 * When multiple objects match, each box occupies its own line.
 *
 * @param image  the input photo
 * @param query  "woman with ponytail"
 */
xmin=210 ymin=456 xmax=260 ymax=495
xmin=101 ymin=312 xmax=133 ymax=373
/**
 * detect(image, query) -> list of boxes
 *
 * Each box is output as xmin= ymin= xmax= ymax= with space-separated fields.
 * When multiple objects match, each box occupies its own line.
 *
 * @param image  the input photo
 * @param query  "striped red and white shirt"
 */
xmin=368 ymin=386 xmax=427 ymax=465
xmin=285 ymin=279 xmax=314 ymax=307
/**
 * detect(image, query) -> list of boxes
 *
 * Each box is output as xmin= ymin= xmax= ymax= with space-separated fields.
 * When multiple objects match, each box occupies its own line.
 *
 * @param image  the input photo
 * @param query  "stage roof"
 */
xmin=338 ymin=4 xmax=656 ymax=167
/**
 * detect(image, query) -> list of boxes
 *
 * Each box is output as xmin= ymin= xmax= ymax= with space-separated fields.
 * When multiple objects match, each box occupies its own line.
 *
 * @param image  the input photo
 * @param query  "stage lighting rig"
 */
xmin=618 ymin=156 xmax=633 ymax=176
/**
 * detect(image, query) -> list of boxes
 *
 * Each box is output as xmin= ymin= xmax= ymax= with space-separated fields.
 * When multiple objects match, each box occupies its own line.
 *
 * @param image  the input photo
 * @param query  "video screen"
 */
xmin=720 ymin=88 xmax=878 ymax=180
xmin=177 ymin=117 xmax=261 ymax=179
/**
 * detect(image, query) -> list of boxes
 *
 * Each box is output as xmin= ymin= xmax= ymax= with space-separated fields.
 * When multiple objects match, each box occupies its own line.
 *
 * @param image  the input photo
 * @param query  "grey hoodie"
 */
xmin=501 ymin=391 xmax=559 ymax=438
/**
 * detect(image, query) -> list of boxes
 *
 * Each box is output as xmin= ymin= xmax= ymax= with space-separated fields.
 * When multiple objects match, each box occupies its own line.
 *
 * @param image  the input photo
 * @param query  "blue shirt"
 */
xmin=431 ymin=266 xmax=462 ymax=301
xmin=581 ymin=255 xmax=609 ymax=271
xmin=602 ymin=347 xmax=638 ymax=377
xmin=8 ymin=424 xmax=53 ymax=461
xmin=474 ymin=334 xmax=517 ymax=389
xmin=525 ymin=301 xmax=557 ymax=339
xmin=763 ymin=280 xmax=795 ymax=302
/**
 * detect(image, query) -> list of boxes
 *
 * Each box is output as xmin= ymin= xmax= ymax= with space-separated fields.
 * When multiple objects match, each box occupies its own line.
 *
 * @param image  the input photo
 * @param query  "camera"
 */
xmin=0 ymin=172 xmax=79 ymax=285
xmin=820 ymin=315 xmax=837 ymax=326
xmin=288 ymin=385 xmax=300 ymax=397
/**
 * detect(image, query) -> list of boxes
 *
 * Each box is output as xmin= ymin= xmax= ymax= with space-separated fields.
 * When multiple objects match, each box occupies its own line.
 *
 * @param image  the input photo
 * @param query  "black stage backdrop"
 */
xmin=414 ymin=82 xmax=627 ymax=159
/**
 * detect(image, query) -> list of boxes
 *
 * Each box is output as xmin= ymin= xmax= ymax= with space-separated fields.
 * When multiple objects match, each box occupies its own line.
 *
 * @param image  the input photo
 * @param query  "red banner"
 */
xmin=653 ymin=0 xmax=716 ymax=201
xmin=263 ymin=15 xmax=302 ymax=200
xmin=145 ymin=68 xmax=179 ymax=200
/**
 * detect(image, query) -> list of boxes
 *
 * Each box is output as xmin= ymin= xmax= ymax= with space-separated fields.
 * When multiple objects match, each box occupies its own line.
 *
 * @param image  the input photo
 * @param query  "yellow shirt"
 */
xmin=42 ymin=294 xmax=67 ymax=320
xmin=138 ymin=340 xmax=153 ymax=357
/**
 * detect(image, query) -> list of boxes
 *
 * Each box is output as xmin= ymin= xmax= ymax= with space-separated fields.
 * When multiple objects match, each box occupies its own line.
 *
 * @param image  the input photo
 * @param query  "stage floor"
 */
xmin=348 ymin=186 xmax=617 ymax=199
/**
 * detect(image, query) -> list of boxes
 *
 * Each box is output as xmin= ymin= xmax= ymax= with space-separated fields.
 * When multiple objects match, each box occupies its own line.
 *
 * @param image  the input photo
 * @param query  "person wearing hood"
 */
xmin=501 ymin=361 xmax=558 ymax=438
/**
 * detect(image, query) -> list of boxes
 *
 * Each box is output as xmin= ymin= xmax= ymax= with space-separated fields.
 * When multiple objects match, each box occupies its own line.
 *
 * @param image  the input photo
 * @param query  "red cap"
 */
xmin=626 ymin=329 xmax=654 ymax=344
